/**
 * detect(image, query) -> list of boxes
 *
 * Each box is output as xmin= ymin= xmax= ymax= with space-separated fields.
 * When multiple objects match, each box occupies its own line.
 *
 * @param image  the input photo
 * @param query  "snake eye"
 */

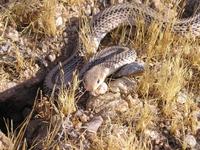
xmin=97 ymin=79 xmax=100 ymax=84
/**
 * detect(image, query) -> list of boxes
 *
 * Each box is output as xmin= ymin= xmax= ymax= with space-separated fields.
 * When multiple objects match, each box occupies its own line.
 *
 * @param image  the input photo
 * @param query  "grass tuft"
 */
xmin=57 ymin=70 xmax=79 ymax=116
xmin=1 ymin=0 xmax=57 ymax=36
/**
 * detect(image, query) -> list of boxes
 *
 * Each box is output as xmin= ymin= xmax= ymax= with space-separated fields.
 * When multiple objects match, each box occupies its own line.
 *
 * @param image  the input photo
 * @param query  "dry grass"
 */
xmin=1 ymin=0 xmax=200 ymax=149
xmin=57 ymin=69 xmax=79 ymax=116
xmin=91 ymin=129 xmax=152 ymax=150
xmin=1 ymin=0 xmax=57 ymax=36
xmin=79 ymin=14 xmax=97 ymax=60
xmin=60 ymin=0 xmax=85 ymax=6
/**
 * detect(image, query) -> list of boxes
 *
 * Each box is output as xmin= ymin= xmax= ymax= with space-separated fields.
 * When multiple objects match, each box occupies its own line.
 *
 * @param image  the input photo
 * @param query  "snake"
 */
xmin=43 ymin=2 xmax=200 ymax=94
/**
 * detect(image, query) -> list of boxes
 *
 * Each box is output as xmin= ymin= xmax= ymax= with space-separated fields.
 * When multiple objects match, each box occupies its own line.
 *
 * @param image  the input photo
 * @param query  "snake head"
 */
xmin=83 ymin=65 xmax=109 ymax=92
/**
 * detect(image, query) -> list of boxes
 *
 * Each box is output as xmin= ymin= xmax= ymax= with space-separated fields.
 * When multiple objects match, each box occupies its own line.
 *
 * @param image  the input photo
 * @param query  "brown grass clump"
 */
xmin=64 ymin=0 xmax=85 ymax=6
xmin=2 ymin=0 xmax=57 ymax=35
xmin=79 ymin=15 xmax=97 ymax=59
xmin=57 ymin=70 xmax=79 ymax=116
xmin=91 ymin=123 xmax=152 ymax=150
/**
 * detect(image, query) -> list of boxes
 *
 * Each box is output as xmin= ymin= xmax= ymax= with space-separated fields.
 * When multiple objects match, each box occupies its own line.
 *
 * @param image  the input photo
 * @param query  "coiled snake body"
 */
xmin=44 ymin=2 xmax=200 ymax=93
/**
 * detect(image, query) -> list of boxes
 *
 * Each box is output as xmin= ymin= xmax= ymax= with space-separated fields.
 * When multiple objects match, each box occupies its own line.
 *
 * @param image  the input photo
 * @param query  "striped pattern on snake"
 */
xmin=43 ymin=2 xmax=200 ymax=93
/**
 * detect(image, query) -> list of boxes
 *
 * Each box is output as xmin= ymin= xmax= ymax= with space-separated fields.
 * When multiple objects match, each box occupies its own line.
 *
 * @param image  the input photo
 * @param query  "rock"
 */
xmin=144 ymin=129 xmax=160 ymax=140
xmin=6 ymin=27 xmax=19 ymax=42
xmin=126 ymin=94 xmax=143 ymax=108
xmin=86 ymin=77 xmax=139 ymax=120
xmin=177 ymin=91 xmax=188 ymax=104
xmin=109 ymin=77 xmax=137 ymax=94
xmin=93 ymin=7 xmax=100 ymax=14
xmin=191 ymin=111 xmax=200 ymax=131
xmin=115 ymin=100 xmax=129 ymax=113
xmin=195 ymin=96 xmax=200 ymax=103
xmin=0 ymin=42 xmax=11 ymax=53
xmin=48 ymin=53 xmax=56 ymax=62
xmin=80 ymin=114 xmax=90 ymax=123
xmin=85 ymin=4 xmax=92 ymax=16
xmin=74 ymin=110 xmax=89 ymax=123
xmin=192 ymin=111 xmax=200 ymax=120
xmin=91 ymin=82 xmax=108 ymax=96
xmin=111 ymin=125 xmax=128 ymax=137
xmin=56 ymin=16 xmax=63 ymax=27
xmin=58 ymin=116 xmax=80 ymax=140
xmin=74 ymin=109 xmax=84 ymax=117
xmin=119 ymin=0 xmax=124 ymax=3
xmin=184 ymin=134 xmax=197 ymax=148
xmin=86 ymin=92 xmax=121 ymax=112
xmin=85 ymin=116 xmax=103 ymax=133
xmin=86 ymin=92 xmax=129 ymax=119
xmin=135 ymin=0 xmax=142 ymax=3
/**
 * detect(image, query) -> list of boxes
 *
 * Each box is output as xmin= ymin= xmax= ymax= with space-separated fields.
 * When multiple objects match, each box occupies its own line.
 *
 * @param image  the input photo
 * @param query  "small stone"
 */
xmin=63 ymin=37 xmax=68 ymax=44
xmin=91 ymin=82 xmax=108 ymax=96
xmin=6 ymin=28 xmax=19 ymax=42
xmin=85 ymin=5 xmax=92 ymax=16
xmin=56 ymin=16 xmax=63 ymax=27
xmin=93 ymin=7 xmax=100 ymax=14
xmin=86 ymin=92 xmax=121 ymax=112
xmin=126 ymin=94 xmax=142 ymax=107
xmin=192 ymin=111 xmax=200 ymax=120
xmin=48 ymin=53 xmax=56 ymax=62
xmin=151 ymin=0 xmax=163 ymax=11
xmin=135 ymin=0 xmax=142 ymax=3
xmin=195 ymin=96 xmax=200 ymax=103
xmin=75 ymin=110 xmax=84 ymax=117
xmin=144 ymin=130 xmax=160 ymax=140
xmin=23 ymin=69 xmax=31 ymax=79
xmin=0 ymin=42 xmax=11 ymax=53
xmin=115 ymin=100 xmax=129 ymax=113
xmin=74 ymin=122 xmax=82 ymax=129
xmin=177 ymin=92 xmax=188 ymax=104
xmin=118 ymin=0 xmax=124 ymax=3
xmin=109 ymin=77 xmax=137 ymax=94
xmin=85 ymin=116 xmax=103 ymax=133
xmin=184 ymin=134 xmax=197 ymax=148
xmin=80 ymin=114 xmax=90 ymax=123
xmin=41 ymin=44 xmax=48 ymax=53
xmin=112 ymin=125 xmax=128 ymax=137
xmin=41 ymin=59 xmax=48 ymax=67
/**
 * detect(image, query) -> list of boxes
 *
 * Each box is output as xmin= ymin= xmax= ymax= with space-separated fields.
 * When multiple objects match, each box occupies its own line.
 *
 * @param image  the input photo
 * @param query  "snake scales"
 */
xmin=44 ymin=2 xmax=200 ymax=93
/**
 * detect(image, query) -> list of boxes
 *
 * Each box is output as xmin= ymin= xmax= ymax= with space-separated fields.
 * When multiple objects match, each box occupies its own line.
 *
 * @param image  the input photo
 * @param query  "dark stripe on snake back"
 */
xmin=44 ymin=2 xmax=200 ymax=93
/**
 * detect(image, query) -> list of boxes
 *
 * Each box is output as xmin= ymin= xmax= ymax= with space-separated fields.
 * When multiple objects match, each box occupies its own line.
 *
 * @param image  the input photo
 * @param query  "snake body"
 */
xmin=81 ymin=46 xmax=137 ymax=92
xmin=44 ymin=2 xmax=200 ymax=92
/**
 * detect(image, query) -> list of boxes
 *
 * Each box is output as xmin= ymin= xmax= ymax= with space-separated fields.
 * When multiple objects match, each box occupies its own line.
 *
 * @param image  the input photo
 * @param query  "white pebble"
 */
xmin=7 ymin=28 xmax=19 ymax=42
xmin=177 ymin=92 xmax=188 ymax=104
xmin=185 ymin=134 xmax=197 ymax=148
xmin=144 ymin=130 xmax=160 ymax=140
xmin=91 ymin=82 xmax=108 ymax=96
xmin=85 ymin=116 xmax=103 ymax=133
xmin=56 ymin=16 xmax=63 ymax=27
xmin=48 ymin=54 xmax=56 ymax=62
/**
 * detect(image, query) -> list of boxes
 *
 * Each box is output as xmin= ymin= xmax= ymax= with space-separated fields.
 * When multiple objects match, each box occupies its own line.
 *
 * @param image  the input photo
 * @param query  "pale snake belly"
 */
xmin=43 ymin=2 xmax=200 ymax=93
